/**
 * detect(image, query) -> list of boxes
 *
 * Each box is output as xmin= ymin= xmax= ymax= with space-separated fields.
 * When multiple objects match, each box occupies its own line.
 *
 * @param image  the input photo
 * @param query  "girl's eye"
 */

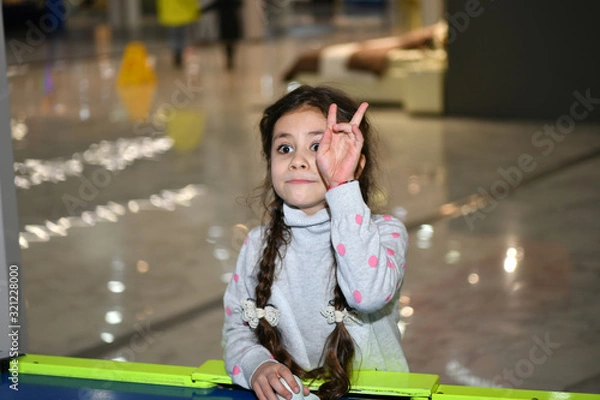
xmin=310 ymin=142 xmax=320 ymax=151
xmin=277 ymin=144 xmax=293 ymax=154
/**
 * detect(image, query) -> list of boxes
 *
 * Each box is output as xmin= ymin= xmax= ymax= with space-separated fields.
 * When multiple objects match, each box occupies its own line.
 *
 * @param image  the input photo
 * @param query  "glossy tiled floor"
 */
xmin=5 ymin=9 xmax=600 ymax=395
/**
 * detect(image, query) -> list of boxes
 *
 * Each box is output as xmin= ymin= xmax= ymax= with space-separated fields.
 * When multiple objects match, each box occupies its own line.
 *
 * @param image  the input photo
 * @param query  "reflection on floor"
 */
xmin=5 ymin=13 xmax=600 ymax=395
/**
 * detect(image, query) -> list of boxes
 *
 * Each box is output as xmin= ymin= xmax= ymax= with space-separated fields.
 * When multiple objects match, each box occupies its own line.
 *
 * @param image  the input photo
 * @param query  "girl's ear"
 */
xmin=354 ymin=155 xmax=366 ymax=179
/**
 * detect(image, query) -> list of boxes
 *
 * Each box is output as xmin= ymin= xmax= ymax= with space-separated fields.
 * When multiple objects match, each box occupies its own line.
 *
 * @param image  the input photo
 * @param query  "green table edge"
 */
xmin=433 ymin=384 xmax=600 ymax=400
xmin=13 ymin=355 xmax=438 ymax=396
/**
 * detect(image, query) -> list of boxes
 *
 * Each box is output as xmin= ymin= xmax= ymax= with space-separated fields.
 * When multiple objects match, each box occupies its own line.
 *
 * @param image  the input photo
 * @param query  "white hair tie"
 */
xmin=320 ymin=305 xmax=361 ymax=325
xmin=241 ymin=299 xmax=280 ymax=329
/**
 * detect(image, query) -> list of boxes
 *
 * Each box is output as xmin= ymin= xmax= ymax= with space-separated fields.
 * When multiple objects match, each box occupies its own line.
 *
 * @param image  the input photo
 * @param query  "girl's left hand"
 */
xmin=316 ymin=102 xmax=369 ymax=189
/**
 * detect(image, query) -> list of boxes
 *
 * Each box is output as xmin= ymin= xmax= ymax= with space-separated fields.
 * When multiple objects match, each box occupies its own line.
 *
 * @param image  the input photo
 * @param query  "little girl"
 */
xmin=222 ymin=85 xmax=409 ymax=400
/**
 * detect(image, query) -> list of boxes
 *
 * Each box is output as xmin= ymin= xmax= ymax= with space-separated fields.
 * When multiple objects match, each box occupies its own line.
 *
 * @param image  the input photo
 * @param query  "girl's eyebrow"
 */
xmin=273 ymin=130 xmax=324 ymax=141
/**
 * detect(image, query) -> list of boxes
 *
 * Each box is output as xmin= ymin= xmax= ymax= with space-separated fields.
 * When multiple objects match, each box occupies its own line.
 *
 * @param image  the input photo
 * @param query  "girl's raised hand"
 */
xmin=316 ymin=102 xmax=369 ymax=189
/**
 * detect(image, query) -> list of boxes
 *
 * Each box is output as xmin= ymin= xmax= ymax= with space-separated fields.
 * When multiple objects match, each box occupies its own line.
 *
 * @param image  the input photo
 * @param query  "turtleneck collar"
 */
xmin=283 ymin=203 xmax=330 ymax=229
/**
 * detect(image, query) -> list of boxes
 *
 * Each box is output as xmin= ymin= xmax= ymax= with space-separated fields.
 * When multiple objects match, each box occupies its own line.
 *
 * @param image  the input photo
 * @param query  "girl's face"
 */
xmin=270 ymin=107 xmax=328 ymax=215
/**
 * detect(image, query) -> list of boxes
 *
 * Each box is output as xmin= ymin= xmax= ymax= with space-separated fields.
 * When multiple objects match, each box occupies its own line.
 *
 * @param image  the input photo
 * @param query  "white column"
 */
xmin=124 ymin=0 xmax=142 ymax=29
xmin=0 ymin=6 xmax=27 ymax=360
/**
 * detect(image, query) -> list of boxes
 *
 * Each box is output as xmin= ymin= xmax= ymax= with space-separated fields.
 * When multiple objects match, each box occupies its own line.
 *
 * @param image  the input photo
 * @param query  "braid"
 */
xmin=254 ymin=196 xmax=306 ymax=376
xmin=255 ymin=199 xmax=285 ymax=308
xmin=309 ymin=268 xmax=356 ymax=400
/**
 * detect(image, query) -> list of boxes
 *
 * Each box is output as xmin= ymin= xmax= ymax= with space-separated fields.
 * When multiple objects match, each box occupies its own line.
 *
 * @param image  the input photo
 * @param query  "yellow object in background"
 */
xmin=166 ymin=109 xmax=206 ymax=152
xmin=117 ymin=84 xmax=157 ymax=121
xmin=156 ymin=0 xmax=200 ymax=27
xmin=116 ymin=41 xmax=157 ymax=120
xmin=117 ymin=41 xmax=157 ymax=87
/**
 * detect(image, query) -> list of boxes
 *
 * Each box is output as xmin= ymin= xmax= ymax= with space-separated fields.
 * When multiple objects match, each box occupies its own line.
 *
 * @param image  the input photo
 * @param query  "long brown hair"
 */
xmin=252 ymin=85 xmax=380 ymax=400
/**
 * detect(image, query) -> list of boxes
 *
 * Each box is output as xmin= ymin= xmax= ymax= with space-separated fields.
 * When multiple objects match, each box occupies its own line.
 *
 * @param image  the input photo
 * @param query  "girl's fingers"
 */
xmin=279 ymin=369 xmax=300 ymax=394
xmin=350 ymin=102 xmax=369 ymax=126
xmin=327 ymin=103 xmax=337 ymax=128
xmin=332 ymin=123 xmax=353 ymax=133
xmin=254 ymin=383 xmax=267 ymax=400
xmin=259 ymin=378 xmax=280 ymax=400
xmin=318 ymin=127 xmax=332 ymax=154
xmin=331 ymin=123 xmax=362 ymax=147
xmin=352 ymin=123 xmax=364 ymax=144
xmin=328 ymin=102 xmax=368 ymax=133
xmin=270 ymin=376 xmax=293 ymax=400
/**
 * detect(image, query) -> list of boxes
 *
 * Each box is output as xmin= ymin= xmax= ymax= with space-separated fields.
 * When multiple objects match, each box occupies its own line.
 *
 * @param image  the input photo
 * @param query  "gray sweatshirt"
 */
xmin=222 ymin=181 xmax=409 ymax=388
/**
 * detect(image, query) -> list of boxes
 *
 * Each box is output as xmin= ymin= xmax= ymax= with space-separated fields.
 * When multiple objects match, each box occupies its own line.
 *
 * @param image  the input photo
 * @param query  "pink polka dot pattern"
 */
xmin=368 ymin=255 xmax=378 ymax=267
xmin=226 ymin=306 xmax=233 ymax=316
xmin=355 ymin=214 xmax=363 ymax=225
xmin=244 ymin=235 xmax=249 ymax=245
xmin=383 ymin=215 xmax=392 ymax=221
xmin=233 ymin=274 xmax=239 ymax=283
xmin=387 ymin=260 xmax=395 ymax=269
xmin=336 ymin=243 xmax=346 ymax=256
xmin=385 ymin=293 xmax=392 ymax=302
xmin=232 ymin=365 xmax=241 ymax=375
xmin=402 ymin=263 xmax=407 ymax=270
xmin=269 ymin=353 xmax=275 ymax=359
xmin=353 ymin=290 xmax=362 ymax=303
xmin=392 ymin=232 xmax=400 ymax=238
xmin=387 ymin=248 xmax=395 ymax=256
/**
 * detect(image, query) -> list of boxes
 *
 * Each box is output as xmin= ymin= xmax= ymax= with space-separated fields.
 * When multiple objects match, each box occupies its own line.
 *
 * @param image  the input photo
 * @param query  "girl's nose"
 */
xmin=289 ymin=152 xmax=308 ymax=170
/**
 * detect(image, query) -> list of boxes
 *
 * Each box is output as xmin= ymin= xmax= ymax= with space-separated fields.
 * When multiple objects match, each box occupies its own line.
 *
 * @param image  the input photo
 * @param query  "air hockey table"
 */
xmin=1 ymin=354 xmax=597 ymax=400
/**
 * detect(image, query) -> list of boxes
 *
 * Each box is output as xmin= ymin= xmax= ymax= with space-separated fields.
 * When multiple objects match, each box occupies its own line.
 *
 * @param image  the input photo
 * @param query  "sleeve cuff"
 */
xmin=247 ymin=359 xmax=279 ymax=386
xmin=325 ymin=180 xmax=366 ymax=218
xmin=241 ymin=348 xmax=279 ymax=386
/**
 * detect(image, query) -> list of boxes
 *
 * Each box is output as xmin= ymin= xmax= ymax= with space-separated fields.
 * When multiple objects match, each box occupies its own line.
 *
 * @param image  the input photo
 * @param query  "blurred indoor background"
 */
xmin=1 ymin=0 xmax=599 ymax=394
